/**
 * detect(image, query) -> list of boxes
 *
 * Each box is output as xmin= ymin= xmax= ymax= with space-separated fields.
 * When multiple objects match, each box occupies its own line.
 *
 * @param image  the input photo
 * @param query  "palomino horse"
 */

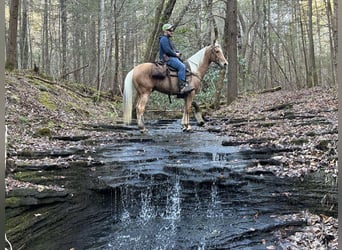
xmin=123 ymin=42 xmax=228 ymax=132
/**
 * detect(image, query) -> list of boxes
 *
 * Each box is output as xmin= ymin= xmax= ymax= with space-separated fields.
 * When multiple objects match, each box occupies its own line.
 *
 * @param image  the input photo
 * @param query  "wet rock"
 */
xmin=52 ymin=135 xmax=91 ymax=141
xmin=6 ymin=187 xmax=70 ymax=213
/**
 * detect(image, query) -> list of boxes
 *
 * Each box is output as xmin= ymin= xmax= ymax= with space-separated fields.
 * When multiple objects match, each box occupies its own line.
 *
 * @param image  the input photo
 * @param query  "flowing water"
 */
xmin=20 ymin=120 xmax=337 ymax=249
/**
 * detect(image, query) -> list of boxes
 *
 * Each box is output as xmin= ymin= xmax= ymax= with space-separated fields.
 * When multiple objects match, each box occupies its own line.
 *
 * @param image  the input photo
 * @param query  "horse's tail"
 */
xmin=123 ymin=69 xmax=134 ymax=124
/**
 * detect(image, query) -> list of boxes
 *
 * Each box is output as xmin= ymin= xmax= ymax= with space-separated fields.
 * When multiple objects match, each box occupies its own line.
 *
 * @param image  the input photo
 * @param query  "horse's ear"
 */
xmin=213 ymin=39 xmax=217 ymax=45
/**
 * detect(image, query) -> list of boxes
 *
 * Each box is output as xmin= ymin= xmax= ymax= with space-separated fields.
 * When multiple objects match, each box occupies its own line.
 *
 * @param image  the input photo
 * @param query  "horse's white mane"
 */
xmin=187 ymin=43 xmax=220 ymax=73
xmin=187 ymin=47 xmax=206 ymax=73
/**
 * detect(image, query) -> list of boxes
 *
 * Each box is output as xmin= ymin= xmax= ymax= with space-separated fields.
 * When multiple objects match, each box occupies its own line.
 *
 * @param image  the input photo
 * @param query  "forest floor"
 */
xmin=5 ymin=71 xmax=338 ymax=249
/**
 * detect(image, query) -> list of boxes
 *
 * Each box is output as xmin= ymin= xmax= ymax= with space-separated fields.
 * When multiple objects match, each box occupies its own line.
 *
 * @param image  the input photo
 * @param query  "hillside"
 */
xmin=205 ymin=86 xmax=338 ymax=178
xmin=6 ymin=71 xmax=121 ymax=152
xmin=5 ymin=70 xmax=124 ymax=189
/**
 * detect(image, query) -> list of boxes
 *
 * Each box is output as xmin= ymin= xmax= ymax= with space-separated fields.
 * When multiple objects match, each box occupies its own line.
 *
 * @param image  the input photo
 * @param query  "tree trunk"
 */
xmin=143 ymin=0 xmax=165 ymax=62
xmin=307 ymin=0 xmax=318 ymax=87
xmin=60 ymin=0 xmax=67 ymax=79
xmin=226 ymin=0 xmax=238 ymax=105
xmin=20 ymin=0 xmax=29 ymax=69
xmin=96 ymin=0 xmax=105 ymax=97
xmin=325 ymin=0 xmax=336 ymax=85
xmin=299 ymin=5 xmax=309 ymax=88
xmin=42 ymin=0 xmax=49 ymax=73
xmin=113 ymin=1 xmax=120 ymax=94
xmin=332 ymin=0 xmax=337 ymax=79
xmin=6 ymin=0 xmax=20 ymax=70
xmin=144 ymin=0 xmax=177 ymax=63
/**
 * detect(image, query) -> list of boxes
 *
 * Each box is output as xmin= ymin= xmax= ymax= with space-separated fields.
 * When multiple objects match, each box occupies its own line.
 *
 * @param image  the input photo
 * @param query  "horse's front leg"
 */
xmin=181 ymin=112 xmax=188 ymax=131
xmin=136 ymin=93 xmax=150 ymax=133
xmin=181 ymin=95 xmax=193 ymax=132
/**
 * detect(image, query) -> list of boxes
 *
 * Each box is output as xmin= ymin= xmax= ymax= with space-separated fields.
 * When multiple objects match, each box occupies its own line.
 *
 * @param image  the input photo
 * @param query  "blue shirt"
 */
xmin=159 ymin=35 xmax=177 ymax=61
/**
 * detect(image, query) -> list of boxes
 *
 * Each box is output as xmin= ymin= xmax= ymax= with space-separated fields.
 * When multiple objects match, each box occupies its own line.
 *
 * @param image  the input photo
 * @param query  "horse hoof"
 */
xmin=182 ymin=126 xmax=192 ymax=132
xmin=197 ymin=121 xmax=205 ymax=126
xmin=140 ymin=128 xmax=148 ymax=133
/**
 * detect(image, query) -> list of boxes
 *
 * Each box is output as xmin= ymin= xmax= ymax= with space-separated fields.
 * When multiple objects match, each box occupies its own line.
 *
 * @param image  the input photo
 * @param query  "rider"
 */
xmin=159 ymin=23 xmax=194 ymax=95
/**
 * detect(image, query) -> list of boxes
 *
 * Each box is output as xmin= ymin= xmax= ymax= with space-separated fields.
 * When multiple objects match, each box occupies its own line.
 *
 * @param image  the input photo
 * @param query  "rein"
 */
xmin=210 ymin=45 xmax=221 ymax=66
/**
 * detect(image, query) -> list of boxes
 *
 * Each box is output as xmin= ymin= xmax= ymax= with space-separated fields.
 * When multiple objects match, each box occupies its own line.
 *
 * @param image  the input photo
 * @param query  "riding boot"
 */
xmin=178 ymin=80 xmax=194 ymax=94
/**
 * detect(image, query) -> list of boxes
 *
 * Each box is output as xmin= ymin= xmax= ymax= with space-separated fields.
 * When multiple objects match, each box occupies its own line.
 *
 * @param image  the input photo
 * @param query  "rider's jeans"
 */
xmin=167 ymin=57 xmax=186 ymax=81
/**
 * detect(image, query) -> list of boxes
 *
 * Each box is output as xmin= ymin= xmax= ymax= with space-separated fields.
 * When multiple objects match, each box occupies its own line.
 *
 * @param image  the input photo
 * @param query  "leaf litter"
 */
xmin=205 ymin=86 xmax=338 ymax=249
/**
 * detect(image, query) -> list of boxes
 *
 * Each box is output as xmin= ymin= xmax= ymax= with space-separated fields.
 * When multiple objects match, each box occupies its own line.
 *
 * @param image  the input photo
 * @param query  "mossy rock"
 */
xmin=316 ymin=140 xmax=330 ymax=150
xmin=14 ymin=171 xmax=43 ymax=182
xmin=7 ymin=94 xmax=20 ymax=104
xmin=33 ymin=127 xmax=53 ymax=138
xmin=291 ymin=138 xmax=309 ymax=145
xmin=5 ymin=196 xmax=22 ymax=207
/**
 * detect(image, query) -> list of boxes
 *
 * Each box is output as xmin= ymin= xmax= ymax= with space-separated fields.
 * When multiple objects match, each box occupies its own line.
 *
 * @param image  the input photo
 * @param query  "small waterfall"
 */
xmin=207 ymin=183 xmax=223 ymax=218
xmin=111 ymin=187 xmax=128 ymax=222
xmin=139 ymin=188 xmax=156 ymax=222
xmin=164 ymin=176 xmax=182 ymax=220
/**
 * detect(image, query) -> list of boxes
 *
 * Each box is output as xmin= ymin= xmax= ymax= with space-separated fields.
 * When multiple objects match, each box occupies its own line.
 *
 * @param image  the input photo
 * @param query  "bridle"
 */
xmin=186 ymin=45 xmax=226 ymax=80
xmin=210 ymin=45 xmax=223 ymax=66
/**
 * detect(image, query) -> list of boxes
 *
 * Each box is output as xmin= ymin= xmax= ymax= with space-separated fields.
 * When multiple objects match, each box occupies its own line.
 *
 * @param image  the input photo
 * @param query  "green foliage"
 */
xmin=196 ymin=68 xmax=224 ymax=103
xmin=148 ymin=92 xmax=183 ymax=111
xmin=5 ymin=62 xmax=15 ymax=71
xmin=19 ymin=116 xmax=29 ymax=124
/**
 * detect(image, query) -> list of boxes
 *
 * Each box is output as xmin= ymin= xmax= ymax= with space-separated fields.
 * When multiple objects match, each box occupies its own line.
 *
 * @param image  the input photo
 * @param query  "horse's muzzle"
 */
xmin=219 ymin=62 xmax=228 ymax=69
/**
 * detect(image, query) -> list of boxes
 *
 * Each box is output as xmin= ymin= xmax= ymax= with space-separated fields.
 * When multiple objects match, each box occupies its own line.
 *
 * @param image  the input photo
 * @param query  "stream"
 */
xmin=7 ymin=119 xmax=337 ymax=249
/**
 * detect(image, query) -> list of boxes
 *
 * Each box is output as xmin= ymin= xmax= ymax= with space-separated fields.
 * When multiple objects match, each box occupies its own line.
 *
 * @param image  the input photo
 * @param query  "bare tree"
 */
xmin=20 ymin=0 xmax=29 ymax=69
xmin=144 ymin=0 xmax=166 ymax=62
xmin=226 ymin=0 xmax=238 ymax=105
xmin=307 ymin=0 xmax=318 ymax=87
xmin=325 ymin=0 xmax=336 ymax=85
xmin=42 ymin=0 xmax=49 ymax=73
xmin=5 ymin=0 xmax=337 ymax=94
xmin=6 ymin=0 xmax=20 ymax=70
xmin=144 ymin=0 xmax=176 ymax=62
xmin=60 ymin=0 xmax=67 ymax=79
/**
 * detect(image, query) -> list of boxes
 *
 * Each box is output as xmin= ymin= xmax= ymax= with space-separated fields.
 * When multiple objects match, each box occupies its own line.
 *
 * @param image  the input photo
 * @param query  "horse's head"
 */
xmin=209 ymin=43 xmax=228 ymax=69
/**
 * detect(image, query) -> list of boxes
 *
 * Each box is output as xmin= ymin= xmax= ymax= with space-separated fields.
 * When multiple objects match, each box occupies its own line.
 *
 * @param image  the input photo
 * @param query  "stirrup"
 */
xmin=180 ymin=85 xmax=194 ymax=94
xmin=179 ymin=81 xmax=194 ymax=94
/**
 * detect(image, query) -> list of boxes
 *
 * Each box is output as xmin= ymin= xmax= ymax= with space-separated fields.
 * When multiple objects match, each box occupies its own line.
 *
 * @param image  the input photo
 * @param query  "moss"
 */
xmin=7 ymin=94 xmax=20 ymax=104
xmin=260 ymin=122 xmax=275 ymax=128
xmin=65 ymin=101 xmax=90 ymax=117
xmin=291 ymin=138 xmax=309 ymax=145
xmin=33 ymin=127 xmax=53 ymax=138
xmin=5 ymin=197 xmax=21 ymax=207
xmin=38 ymin=92 xmax=57 ymax=110
xmin=5 ymin=62 xmax=15 ymax=71
xmin=47 ymin=121 xmax=55 ymax=128
xmin=6 ymin=208 xmax=46 ymax=233
xmin=14 ymin=171 xmax=37 ymax=181
xmin=316 ymin=140 xmax=330 ymax=150
xmin=306 ymin=131 xmax=316 ymax=136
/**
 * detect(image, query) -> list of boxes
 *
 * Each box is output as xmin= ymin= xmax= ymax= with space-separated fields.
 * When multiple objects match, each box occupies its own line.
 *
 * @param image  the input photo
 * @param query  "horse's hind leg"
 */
xmin=136 ymin=93 xmax=150 ymax=133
